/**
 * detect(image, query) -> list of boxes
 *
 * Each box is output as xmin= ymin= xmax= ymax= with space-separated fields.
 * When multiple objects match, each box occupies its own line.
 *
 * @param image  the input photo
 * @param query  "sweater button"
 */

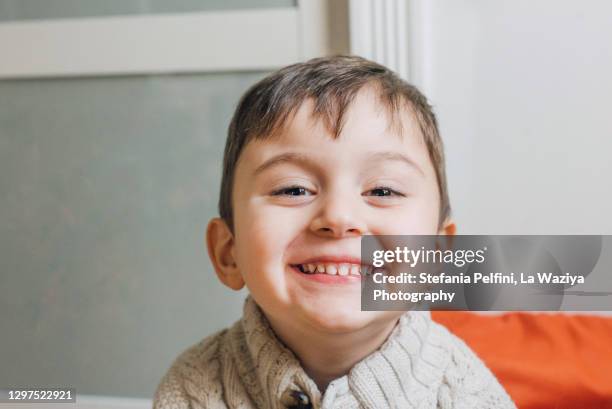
xmin=281 ymin=389 xmax=312 ymax=409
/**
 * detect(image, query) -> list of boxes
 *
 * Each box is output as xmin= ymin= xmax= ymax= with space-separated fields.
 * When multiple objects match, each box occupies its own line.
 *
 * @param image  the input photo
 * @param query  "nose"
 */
xmin=309 ymin=188 xmax=366 ymax=238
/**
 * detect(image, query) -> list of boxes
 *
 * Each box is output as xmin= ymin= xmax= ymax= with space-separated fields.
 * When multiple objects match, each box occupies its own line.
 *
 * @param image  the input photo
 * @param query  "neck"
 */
xmin=265 ymin=314 xmax=400 ymax=393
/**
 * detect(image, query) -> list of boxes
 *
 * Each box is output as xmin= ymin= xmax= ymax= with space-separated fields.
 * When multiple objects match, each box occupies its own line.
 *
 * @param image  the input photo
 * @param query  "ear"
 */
xmin=206 ymin=217 xmax=244 ymax=291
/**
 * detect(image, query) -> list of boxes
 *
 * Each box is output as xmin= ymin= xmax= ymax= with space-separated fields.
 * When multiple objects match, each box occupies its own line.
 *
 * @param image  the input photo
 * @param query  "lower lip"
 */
xmin=289 ymin=265 xmax=363 ymax=284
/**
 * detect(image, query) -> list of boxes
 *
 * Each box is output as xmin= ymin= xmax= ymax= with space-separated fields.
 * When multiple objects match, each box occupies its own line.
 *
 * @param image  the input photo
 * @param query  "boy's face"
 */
xmin=210 ymin=86 xmax=452 ymax=334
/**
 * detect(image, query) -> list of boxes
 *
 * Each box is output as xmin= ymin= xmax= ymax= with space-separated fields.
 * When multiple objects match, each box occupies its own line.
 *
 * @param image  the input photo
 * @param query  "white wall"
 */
xmin=420 ymin=0 xmax=612 ymax=235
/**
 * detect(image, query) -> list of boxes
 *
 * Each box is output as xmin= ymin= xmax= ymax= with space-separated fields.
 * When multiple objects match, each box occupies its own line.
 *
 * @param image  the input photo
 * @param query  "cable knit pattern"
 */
xmin=154 ymin=295 xmax=516 ymax=409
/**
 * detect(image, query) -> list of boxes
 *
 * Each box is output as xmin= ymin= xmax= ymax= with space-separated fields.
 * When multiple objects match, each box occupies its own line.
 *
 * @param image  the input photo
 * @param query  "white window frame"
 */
xmin=0 ymin=0 xmax=339 ymax=78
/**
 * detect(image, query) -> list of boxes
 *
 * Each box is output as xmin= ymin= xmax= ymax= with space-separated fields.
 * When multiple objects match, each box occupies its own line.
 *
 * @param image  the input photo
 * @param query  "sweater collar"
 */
xmin=233 ymin=295 xmax=446 ymax=409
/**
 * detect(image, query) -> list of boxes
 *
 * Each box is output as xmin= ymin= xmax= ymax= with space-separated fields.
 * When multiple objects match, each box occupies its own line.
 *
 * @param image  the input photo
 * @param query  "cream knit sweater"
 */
xmin=154 ymin=296 xmax=516 ymax=409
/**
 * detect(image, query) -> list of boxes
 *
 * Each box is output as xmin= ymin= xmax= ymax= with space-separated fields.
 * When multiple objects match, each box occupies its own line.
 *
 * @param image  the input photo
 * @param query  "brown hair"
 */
xmin=219 ymin=55 xmax=450 ymax=232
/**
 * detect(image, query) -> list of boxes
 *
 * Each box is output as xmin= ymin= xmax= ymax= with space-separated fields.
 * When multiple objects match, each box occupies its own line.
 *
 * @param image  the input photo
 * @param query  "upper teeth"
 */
xmin=297 ymin=263 xmax=371 ymax=276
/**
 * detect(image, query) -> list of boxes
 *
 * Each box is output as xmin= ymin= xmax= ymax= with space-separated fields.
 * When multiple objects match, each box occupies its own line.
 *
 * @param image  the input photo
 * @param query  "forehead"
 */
xmin=265 ymin=86 xmax=425 ymax=153
xmin=233 ymin=85 xmax=435 ymax=183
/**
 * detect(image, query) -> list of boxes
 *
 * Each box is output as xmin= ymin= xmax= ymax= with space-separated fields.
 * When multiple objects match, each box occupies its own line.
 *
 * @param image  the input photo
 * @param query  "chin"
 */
xmin=300 ymin=303 xmax=373 ymax=333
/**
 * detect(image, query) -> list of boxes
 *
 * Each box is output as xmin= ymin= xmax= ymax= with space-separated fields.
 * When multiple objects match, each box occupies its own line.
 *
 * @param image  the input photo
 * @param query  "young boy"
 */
xmin=153 ymin=56 xmax=516 ymax=409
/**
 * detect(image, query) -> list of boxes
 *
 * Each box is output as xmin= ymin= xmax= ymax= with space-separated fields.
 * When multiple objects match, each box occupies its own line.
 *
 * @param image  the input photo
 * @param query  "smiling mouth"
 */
xmin=291 ymin=262 xmax=374 ymax=277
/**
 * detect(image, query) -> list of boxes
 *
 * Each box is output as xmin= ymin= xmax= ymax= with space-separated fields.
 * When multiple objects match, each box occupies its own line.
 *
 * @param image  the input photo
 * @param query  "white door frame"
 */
xmin=349 ymin=0 xmax=431 ymax=92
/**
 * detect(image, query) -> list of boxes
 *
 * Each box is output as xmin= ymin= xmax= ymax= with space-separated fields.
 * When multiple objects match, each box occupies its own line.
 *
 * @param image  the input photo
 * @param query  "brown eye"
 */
xmin=366 ymin=187 xmax=405 ymax=197
xmin=272 ymin=186 xmax=312 ymax=196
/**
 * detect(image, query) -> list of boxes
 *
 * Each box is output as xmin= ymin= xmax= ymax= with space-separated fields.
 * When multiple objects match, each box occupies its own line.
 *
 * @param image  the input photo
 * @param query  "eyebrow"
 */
xmin=252 ymin=151 xmax=424 ymax=177
xmin=253 ymin=152 xmax=315 ymax=177
xmin=366 ymin=151 xmax=425 ymax=176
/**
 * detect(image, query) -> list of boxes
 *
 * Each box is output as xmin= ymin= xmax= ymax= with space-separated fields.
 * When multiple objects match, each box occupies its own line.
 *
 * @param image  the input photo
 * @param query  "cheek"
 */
xmin=233 ymin=201 xmax=308 ymax=276
xmin=380 ymin=192 xmax=441 ymax=234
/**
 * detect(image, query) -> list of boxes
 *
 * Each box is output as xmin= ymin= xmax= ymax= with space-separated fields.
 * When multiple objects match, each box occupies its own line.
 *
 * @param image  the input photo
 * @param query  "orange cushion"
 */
xmin=431 ymin=311 xmax=612 ymax=409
